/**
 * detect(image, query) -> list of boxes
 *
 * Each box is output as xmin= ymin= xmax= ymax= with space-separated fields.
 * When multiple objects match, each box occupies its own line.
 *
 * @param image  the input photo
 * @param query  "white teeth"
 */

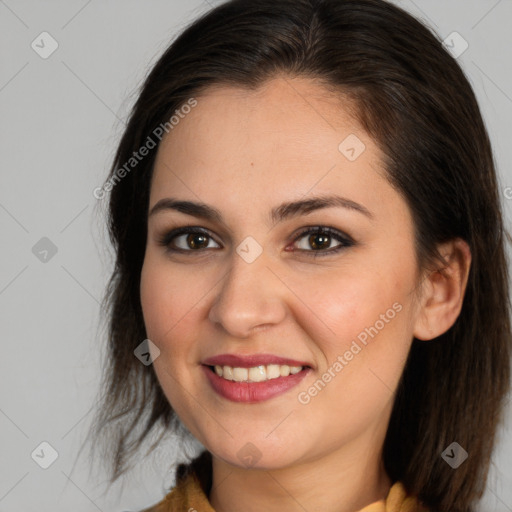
xmin=222 ymin=365 xmax=234 ymax=380
xmin=232 ymin=367 xmax=248 ymax=382
xmin=266 ymin=364 xmax=281 ymax=379
xmin=213 ymin=364 xmax=304 ymax=382
xmin=248 ymin=365 xmax=267 ymax=382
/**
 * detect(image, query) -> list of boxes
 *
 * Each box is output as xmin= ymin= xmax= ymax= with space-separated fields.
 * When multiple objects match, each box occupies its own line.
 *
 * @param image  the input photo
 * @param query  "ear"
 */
xmin=413 ymin=238 xmax=472 ymax=341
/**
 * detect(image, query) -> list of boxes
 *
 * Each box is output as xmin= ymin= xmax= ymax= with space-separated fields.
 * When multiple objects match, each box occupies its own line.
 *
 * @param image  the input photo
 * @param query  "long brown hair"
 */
xmin=87 ymin=1 xmax=512 ymax=510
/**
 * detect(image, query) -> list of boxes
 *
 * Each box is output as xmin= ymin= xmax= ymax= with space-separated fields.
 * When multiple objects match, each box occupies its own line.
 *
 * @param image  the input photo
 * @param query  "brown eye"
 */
xmin=185 ymin=233 xmax=210 ymax=249
xmin=307 ymin=233 xmax=332 ymax=250
xmin=159 ymin=227 xmax=221 ymax=251
xmin=292 ymin=226 xmax=354 ymax=256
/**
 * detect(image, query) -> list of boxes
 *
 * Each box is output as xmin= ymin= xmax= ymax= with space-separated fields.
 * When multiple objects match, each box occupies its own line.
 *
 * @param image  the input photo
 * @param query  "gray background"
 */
xmin=1 ymin=1 xmax=511 ymax=511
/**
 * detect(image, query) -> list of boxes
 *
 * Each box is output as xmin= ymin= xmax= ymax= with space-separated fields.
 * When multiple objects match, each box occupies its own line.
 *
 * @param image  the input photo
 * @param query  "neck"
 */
xmin=209 ymin=435 xmax=392 ymax=512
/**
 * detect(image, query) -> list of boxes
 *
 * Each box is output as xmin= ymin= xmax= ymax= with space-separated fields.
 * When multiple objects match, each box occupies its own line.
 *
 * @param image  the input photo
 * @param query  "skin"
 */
xmin=140 ymin=75 xmax=471 ymax=512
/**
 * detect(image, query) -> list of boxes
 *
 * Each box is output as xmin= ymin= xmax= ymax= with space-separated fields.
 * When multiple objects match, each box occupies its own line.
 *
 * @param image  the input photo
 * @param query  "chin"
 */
xmin=205 ymin=436 xmax=308 ymax=472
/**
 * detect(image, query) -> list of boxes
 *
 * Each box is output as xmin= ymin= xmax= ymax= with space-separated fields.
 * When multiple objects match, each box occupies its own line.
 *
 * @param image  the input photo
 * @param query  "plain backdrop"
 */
xmin=1 ymin=1 xmax=512 ymax=511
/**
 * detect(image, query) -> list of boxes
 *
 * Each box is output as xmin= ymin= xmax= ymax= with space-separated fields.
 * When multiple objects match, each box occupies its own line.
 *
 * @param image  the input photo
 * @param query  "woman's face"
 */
xmin=140 ymin=76 xmax=425 ymax=470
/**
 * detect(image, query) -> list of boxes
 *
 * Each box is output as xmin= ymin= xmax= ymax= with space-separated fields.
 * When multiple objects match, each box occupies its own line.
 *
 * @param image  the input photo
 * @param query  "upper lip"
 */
xmin=202 ymin=353 xmax=311 ymax=368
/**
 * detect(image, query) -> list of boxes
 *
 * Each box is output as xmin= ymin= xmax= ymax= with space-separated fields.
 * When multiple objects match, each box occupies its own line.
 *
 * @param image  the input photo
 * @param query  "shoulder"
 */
xmin=133 ymin=451 xmax=213 ymax=512
xmin=385 ymin=481 xmax=432 ymax=512
xmin=136 ymin=472 xmax=195 ymax=512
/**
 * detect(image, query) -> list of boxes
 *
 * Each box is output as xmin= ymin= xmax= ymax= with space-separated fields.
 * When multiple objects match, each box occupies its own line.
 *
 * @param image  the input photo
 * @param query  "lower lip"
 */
xmin=201 ymin=365 xmax=310 ymax=403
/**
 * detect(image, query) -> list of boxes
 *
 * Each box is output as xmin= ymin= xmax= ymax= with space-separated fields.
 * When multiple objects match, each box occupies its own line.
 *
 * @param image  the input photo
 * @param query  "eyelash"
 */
xmin=157 ymin=225 xmax=355 ymax=258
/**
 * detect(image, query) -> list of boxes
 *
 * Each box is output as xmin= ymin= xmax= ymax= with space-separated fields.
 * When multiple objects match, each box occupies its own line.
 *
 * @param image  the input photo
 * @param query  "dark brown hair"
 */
xmin=87 ymin=1 xmax=512 ymax=510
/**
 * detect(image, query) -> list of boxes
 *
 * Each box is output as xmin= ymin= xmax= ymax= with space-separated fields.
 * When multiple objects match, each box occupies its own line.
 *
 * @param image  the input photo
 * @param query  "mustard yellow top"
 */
xmin=141 ymin=469 xmax=430 ymax=512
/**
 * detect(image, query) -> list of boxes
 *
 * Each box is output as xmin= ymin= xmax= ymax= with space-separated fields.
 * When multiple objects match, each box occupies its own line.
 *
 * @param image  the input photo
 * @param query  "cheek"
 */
xmin=295 ymin=274 xmax=411 ymax=401
xmin=139 ymin=257 xmax=207 ymax=426
xmin=302 ymin=268 xmax=406 ymax=347
xmin=294 ymin=264 xmax=415 ymax=399
xmin=140 ymin=256 xmax=204 ymax=343
xmin=140 ymin=263 xmax=197 ymax=410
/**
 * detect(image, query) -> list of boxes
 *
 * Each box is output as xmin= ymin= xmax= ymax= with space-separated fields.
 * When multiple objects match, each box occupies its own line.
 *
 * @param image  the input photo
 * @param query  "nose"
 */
xmin=208 ymin=248 xmax=287 ymax=338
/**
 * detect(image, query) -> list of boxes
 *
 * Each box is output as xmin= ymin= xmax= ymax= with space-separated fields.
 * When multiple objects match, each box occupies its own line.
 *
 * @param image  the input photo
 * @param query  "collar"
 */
xmin=143 ymin=469 xmax=430 ymax=512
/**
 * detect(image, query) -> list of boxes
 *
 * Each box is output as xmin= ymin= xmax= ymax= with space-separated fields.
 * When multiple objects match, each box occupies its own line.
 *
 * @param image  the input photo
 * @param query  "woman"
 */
xmin=88 ymin=0 xmax=511 ymax=510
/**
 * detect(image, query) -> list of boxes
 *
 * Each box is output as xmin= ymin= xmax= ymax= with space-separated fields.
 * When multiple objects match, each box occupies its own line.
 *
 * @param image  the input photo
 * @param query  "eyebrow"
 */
xmin=148 ymin=194 xmax=374 ymax=224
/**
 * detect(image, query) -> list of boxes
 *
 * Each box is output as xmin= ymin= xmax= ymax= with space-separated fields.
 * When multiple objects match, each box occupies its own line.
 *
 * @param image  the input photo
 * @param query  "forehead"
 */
xmin=149 ymin=76 xmax=401 ymax=223
xmin=160 ymin=76 xmax=361 ymax=150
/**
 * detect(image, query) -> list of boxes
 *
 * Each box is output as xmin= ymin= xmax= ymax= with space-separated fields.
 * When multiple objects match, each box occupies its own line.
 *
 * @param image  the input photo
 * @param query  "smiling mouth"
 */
xmin=207 ymin=364 xmax=307 ymax=382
